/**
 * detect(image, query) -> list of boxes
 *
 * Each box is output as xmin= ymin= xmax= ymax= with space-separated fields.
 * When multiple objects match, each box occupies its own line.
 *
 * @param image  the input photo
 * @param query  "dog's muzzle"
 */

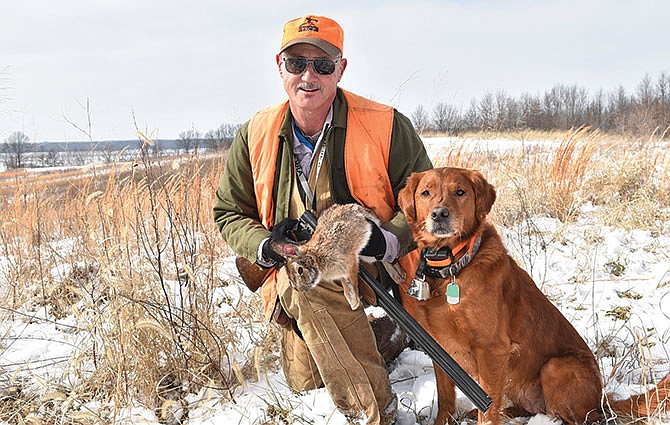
xmin=427 ymin=207 xmax=453 ymax=236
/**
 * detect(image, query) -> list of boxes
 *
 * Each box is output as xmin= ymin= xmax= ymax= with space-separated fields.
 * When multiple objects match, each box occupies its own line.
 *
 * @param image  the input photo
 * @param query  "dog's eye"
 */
xmin=455 ymin=189 xmax=466 ymax=196
xmin=421 ymin=190 xmax=431 ymax=197
xmin=297 ymin=266 xmax=303 ymax=275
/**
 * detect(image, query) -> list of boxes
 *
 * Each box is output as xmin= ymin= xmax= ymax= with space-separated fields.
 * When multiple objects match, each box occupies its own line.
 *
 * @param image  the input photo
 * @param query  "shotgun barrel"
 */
xmin=359 ymin=266 xmax=492 ymax=413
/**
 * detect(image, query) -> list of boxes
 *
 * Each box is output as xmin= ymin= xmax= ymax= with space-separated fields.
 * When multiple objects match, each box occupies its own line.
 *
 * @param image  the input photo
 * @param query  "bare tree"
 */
xmin=493 ymin=90 xmax=522 ymax=131
xmin=98 ymin=141 xmax=119 ymax=163
xmin=431 ymin=102 xmax=460 ymax=134
xmin=478 ymin=92 xmax=497 ymax=131
xmin=37 ymin=149 xmax=61 ymax=168
xmin=411 ymin=105 xmax=431 ymax=134
xmin=636 ymin=74 xmax=655 ymax=107
xmin=462 ymin=98 xmax=480 ymax=131
xmin=562 ymin=85 xmax=589 ymax=128
xmin=542 ymin=86 xmax=562 ymax=129
xmin=656 ymin=72 xmax=670 ymax=106
xmin=607 ymin=85 xmax=631 ymax=133
xmin=177 ymin=128 xmax=202 ymax=154
xmin=655 ymin=72 xmax=670 ymax=132
xmin=519 ymin=92 xmax=543 ymax=129
xmin=3 ymin=131 xmax=30 ymax=169
xmin=204 ymin=123 xmax=239 ymax=152
xmin=585 ymin=89 xmax=607 ymax=130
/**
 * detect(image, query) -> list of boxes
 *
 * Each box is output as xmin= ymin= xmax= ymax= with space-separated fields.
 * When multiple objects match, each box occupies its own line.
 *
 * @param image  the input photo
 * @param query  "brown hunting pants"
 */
xmin=276 ymin=268 xmax=396 ymax=424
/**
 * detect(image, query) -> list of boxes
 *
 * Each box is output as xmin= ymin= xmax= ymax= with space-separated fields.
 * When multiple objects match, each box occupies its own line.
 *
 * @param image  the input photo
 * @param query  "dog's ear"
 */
xmin=468 ymin=170 xmax=496 ymax=220
xmin=398 ymin=171 xmax=425 ymax=222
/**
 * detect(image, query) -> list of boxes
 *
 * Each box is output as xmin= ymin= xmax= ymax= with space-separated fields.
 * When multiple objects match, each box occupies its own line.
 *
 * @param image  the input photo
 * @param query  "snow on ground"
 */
xmin=182 ymin=215 xmax=670 ymax=425
xmin=422 ymin=136 xmax=559 ymax=157
xmin=1 ymin=137 xmax=670 ymax=424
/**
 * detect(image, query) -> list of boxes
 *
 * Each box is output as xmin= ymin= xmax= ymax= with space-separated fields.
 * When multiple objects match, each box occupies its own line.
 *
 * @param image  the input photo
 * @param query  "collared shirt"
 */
xmin=291 ymin=106 xmax=333 ymax=176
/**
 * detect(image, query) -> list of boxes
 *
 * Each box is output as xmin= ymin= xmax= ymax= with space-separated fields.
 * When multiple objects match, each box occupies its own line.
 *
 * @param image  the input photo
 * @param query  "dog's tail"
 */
xmin=605 ymin=373 xmax=670 ymax=418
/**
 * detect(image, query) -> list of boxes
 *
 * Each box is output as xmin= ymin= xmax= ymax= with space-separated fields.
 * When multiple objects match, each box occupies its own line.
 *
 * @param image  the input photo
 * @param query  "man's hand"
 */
xmin=360 ymin=219 xmax=386 ymax=260
xmin=260 ymin=239 xmax=286 ymax=268
xmin=272 ymin=217 xmax=313 ymax=243
xmin=258 ymin=218 xmax=312 ymax=269
xmin=271 ymin=218 xmax=303 ymax=243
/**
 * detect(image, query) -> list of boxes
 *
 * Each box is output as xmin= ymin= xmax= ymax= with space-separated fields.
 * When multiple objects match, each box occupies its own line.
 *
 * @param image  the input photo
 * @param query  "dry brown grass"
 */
xmin=0 ymin=148 xmax=280 ymax=423
xmin=430 ymin=128 xmax=670 ymax=231
xmin=1 ymin=129 xmax=669 ymax=423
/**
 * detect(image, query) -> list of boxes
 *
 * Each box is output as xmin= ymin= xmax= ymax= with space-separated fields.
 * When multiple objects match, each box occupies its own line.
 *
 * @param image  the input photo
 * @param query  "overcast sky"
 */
xmin=1 ymin=0 xmax=668 ymax=142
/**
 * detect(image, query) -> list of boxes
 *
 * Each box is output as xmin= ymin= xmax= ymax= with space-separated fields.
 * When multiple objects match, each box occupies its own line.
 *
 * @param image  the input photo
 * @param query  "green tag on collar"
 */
xmin=446 ymin=283 xmax=460 ymax=305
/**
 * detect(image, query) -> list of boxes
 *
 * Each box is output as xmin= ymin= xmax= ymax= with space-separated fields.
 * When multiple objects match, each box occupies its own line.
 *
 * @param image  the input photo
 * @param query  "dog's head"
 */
xmin=398 ymin=167 xmax=496 ymax=249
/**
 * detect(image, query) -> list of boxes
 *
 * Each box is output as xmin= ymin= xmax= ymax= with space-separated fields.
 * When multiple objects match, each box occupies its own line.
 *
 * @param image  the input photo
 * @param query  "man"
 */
xmin=213 ymin=14 xmax=432 ymax=424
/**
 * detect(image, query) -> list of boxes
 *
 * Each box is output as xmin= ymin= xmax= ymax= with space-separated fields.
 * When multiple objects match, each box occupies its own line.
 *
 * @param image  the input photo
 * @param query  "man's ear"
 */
xmin=398 ymin=171 xmax=425 ymax=222
xmin=276 ymin=54 xmax=283 ymax=76
xmin=336 ymin=57 xmax=347 ymax=83
xmin=467 ymin=170 xmax=496 ymax=221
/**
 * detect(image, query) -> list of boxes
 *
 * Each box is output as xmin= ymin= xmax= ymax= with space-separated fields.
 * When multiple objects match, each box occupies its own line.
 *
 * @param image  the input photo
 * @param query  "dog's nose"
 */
xmin=431 ymin=207 xmax=450 ymax=221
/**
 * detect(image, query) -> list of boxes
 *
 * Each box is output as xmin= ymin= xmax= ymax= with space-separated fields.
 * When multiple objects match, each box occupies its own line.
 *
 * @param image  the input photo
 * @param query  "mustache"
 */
xmin=297 ymin=82 xmax=322 ymax=91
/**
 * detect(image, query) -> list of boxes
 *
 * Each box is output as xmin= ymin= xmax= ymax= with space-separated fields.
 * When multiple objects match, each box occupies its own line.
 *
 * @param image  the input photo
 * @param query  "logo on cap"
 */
xmin=298 ymin=16 xmax=319 ymax=33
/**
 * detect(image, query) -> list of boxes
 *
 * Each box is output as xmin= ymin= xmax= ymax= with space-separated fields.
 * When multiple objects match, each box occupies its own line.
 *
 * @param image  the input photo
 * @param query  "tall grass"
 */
xmin=0 ymin=129 xmax=669 ymax=423
xmin=431 ymin=127 xmax=670 ymax=230
xmin=0 ymin=144 xmax=279 ymax=423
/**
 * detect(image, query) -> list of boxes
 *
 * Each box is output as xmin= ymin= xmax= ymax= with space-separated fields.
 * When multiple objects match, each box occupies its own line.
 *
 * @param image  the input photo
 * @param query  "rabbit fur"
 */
xmin=272 ymin=203 xmax=380 ymax=310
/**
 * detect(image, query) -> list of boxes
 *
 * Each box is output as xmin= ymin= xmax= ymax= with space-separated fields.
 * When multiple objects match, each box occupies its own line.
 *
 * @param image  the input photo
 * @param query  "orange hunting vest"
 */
xmin=248 ymin=89 xmax=419 ymax=320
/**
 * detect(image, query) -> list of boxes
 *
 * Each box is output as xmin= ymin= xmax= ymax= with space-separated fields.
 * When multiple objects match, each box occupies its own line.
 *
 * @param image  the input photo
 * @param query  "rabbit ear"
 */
xmin=270 ymin=241 xmax=299 ymax=258
xmin=341 ymin=277 xmax=361 ymax=310
xmin=282 ymin=243 xmax=300 ymax=258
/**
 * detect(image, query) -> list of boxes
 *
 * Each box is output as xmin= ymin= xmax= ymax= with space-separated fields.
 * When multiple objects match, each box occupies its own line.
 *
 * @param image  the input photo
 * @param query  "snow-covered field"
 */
xmin=181 ymin=217 xmax=670 ymax=425
xmin=1 ymin=137 xmax=669 ymax=424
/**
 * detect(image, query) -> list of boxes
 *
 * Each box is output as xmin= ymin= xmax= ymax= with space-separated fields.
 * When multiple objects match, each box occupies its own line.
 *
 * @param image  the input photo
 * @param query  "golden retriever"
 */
xmin=397 ymin=167 xmax=668 ymax=425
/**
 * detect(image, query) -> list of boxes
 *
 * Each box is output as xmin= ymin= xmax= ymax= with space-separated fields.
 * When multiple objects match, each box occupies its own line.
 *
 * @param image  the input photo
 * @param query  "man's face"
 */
xmin=276 ymin=44 xmax=347 ymax=113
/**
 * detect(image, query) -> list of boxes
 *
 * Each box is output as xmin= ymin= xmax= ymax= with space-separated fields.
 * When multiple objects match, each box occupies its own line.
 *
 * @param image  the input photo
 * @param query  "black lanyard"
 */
xmin=293 ymin=142 xmax=327 ymax=211
xmin=291 ymin=119 xmax=330 ymax=211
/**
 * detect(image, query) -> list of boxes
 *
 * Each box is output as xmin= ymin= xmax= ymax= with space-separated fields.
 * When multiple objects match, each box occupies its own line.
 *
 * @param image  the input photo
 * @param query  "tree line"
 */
xmin=175 ymin=122 xmax=241 ymax=154
xmin=1 ymin=122 xmax=241 ymax=170
xmin=411 ymin=72 xmax=670 ymax=136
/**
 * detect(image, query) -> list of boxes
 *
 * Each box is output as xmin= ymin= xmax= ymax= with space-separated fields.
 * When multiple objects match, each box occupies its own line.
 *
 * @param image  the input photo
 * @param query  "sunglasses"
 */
xmin=282 ymin=56 xmax=342 ymax=75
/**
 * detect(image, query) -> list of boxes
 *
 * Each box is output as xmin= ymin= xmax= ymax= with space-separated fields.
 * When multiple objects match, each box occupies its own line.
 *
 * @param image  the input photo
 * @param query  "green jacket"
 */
xmin=213 ymin=88 xmax=433 ymax=264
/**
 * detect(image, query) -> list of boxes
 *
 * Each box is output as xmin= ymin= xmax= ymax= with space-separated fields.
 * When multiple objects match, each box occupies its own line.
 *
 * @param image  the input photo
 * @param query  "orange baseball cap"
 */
xmin=280 ymin=15 xmax=343 ymax=57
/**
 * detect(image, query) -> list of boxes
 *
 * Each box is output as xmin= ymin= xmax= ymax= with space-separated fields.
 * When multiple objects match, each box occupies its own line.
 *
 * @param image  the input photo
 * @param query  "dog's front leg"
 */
xmin=432 ymin=361 xmax=457 ymax=425
xmin=475 ymin=350 xmax=508 ymax=425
